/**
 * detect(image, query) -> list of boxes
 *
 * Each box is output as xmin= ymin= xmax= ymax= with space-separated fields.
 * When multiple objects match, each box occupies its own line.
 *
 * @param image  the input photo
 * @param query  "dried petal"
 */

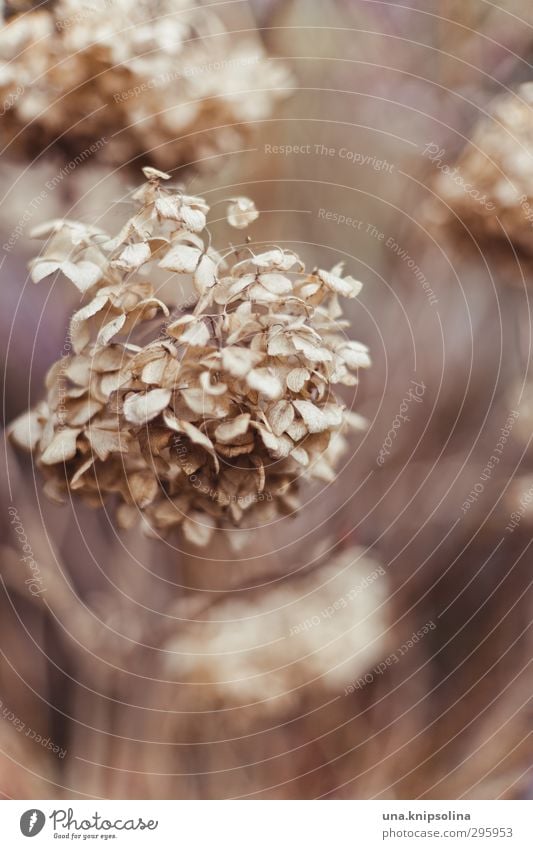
xmin=286 ymin=368 xmax=310 ymax=392
xmin=318 ymin=269 xmax=362 ymax=298
xmin=40 ymin=428 xmax=80 ymax=464
xmin=214 ymin=414 xmax=251 ymax=443
xmin=247 ymin=368 xmax=283 ymax=399
xmin=293 ymin=400 xmax=330 ymax=433
xmin=128 ymin=470 xmax=159 ymax=508
xmin=267 ymin=400 xmax=294 ymax=436
xmin=123 ymin=388 xmax=172 ymax=425
xmin=159 ymin=244 xmax=201 ymax=273
xmin=60 ymin=260 xmax=103 ymax=292
xmin=182 ymin=512 xmax=216 ymax=546
xmin=142 ymin=167 xmax=171 ymax=181
xmin=97 ymin=313 xmax=127 ymax=346
xmin=227 ymin=197 xmax=259 ymax=229
xmin=222 ymin=346 xmax=262 ymax=377
xmin=8 ymin=407 xmax=45 ymax=450
xmin=112 ymin=242 xmax=151 ymax=271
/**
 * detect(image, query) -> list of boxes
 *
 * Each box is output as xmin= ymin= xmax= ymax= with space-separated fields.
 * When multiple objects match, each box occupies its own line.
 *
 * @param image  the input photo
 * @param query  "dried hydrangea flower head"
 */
xmin=10 ymin=167 xmax=370 ymax=548
xmin=426 ymin=83 xmax=533 ymax=252
xmin=161 ymin=547 xmax=388 ymax=708
xmin=0 ymin=0 xmax=291 ymax=171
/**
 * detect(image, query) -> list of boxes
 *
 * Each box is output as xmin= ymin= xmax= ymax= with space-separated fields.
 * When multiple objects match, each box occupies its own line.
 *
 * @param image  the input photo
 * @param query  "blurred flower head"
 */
xmin=426 ymin=83 xmax=533 ymax=254
xmin=0 ymin=0 xmax=292 ymax=172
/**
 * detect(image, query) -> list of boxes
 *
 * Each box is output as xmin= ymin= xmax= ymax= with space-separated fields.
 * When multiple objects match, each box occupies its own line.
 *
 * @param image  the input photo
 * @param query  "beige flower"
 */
xmin=226 ymin=197 xmax=259 ymax=229
xmin=0 ymin=0 xmax=292 ymax=172
xmin=426 ymin=83 xmax=533 ymax=253
xmin=10 ymin=168 xmax=370 ymax=548
xmin=161 ymin=547 xmax=389 ymax=708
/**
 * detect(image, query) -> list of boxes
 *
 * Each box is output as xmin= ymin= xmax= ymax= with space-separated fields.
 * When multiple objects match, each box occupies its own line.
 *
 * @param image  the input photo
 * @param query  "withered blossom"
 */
xmin=427 ymin=83 xmax=533 ymax=252
xmin=0 ymin=0 xmax=291 ymax=171
xmin=162 ymin=547 xmax=389 ymax=708
xmin=10 ymin=168 xmax=370 ymax=547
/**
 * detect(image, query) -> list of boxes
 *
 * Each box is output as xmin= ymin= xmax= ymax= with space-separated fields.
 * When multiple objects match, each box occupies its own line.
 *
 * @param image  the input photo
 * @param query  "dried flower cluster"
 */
xmin=10 ymin=167 xmax=370 ymax=547
xmin=162 ymin=548 xmax=388 ymax=708
xmin=0 ymin=0 xmax=291 ymax=171
xmin=428 ymin=83 xmax=533 ymax=252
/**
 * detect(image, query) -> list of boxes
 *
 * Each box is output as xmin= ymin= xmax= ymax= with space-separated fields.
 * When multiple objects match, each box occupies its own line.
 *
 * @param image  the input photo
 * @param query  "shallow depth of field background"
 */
xmin=1 ymin=0 xmax=533 ymax=799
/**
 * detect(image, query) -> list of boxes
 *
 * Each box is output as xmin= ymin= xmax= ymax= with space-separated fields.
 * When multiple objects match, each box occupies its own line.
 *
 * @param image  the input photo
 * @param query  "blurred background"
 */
xmin=1 ymin=0 xmax=533 ymax=799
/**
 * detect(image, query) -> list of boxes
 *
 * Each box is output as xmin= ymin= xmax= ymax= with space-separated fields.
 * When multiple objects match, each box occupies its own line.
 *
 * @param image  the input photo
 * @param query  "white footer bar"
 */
xmin=1 ymin=800 xmax=531 ymax=848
